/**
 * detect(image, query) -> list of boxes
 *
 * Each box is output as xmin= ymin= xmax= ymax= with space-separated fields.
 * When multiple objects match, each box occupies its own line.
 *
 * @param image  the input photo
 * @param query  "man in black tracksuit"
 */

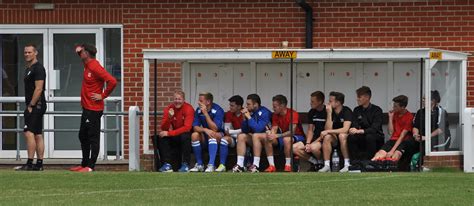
xmin=412 ymin=90 xmax=451 ymax=166
xmin=348 ymin=86 xmax=384 ymax=162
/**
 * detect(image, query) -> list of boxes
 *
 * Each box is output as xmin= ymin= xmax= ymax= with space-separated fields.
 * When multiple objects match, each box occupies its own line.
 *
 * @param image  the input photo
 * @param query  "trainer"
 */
xmin=70 ymin=43 xmax=117 ymax=172
xmin=17 ymin=44 xmax=46 ymax=171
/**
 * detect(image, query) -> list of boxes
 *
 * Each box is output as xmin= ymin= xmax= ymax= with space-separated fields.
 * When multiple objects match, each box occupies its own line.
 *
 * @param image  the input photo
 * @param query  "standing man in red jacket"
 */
xmin=157 ymin=90 xmax=195 ymax=172
xmin=70 ymin=44 xmax=117 ymax=172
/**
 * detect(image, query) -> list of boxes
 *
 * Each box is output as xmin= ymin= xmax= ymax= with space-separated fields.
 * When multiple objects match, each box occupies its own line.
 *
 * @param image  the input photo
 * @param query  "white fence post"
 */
xmin=463 ymin=108 xmax=473 ymax=173
xmin=129 ymin=106 xmax=140 ymax=171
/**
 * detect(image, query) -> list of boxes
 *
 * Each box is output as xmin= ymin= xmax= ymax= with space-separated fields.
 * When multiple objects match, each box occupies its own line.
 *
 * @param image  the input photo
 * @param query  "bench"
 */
xmin=155 ymin=112 xmax=458 ymax=172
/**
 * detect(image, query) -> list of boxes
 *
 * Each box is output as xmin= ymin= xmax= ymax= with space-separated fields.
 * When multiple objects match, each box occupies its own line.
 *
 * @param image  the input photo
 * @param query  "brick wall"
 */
xmin=1 ymin=0 xmax=473 ymax=167
xmin=424 ymin=155 xmax=463 ymax=169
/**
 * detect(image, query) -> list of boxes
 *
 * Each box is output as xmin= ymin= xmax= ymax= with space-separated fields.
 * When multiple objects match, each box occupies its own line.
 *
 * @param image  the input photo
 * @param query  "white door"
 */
xmin=47 ymin=29 xmax=102 ymax=158
xmin=0 ymin=29 xmax=48 ymax=158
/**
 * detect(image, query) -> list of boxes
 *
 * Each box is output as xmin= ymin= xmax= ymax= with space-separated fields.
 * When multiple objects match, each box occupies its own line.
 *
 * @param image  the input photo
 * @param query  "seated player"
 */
xmin=348 ymin=86 xmax=384 ymax=162
xmin=189 ymin=92 xmax=225 ymax=172
xmin=254 ymin=94 xmax=305 ymax=172
xmin=317 ymin=91 xmax=353 ymax=173
xmin=232 ymin=94 xmax=272 ymax=173
xmin=371 ymin=95 xmax=414 ymax=162
xmin=412 ymin=90 xmax=450 ymax=170
xmin=293 ymin=91 xmax=327 ymax=171
xmin=216 ymin=95 xmax=244 ymax=172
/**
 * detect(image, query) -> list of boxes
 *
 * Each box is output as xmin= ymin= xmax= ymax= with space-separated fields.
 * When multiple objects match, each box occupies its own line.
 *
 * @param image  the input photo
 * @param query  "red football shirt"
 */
xmin=390 ymin=110 xmax=414 ymax=141
xmin=80 ymin=59 xmax=117 ymax=111
xmin=225 ymin=111 xmax=243 ymax=129
xmin=161 ymin=102 xmax=195 ymax=137
xmin=272 ymin=108 xmax=304 ymax=136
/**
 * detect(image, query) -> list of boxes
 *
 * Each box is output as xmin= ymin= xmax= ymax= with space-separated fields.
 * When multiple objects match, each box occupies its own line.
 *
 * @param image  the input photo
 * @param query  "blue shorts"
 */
xmin=277 ymin=135 xmax=305 ymax=151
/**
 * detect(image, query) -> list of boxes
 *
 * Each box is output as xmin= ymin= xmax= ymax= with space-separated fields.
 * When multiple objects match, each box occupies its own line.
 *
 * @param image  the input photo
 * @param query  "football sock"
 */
xmin=192 ymin=141 xmax=203 ymax=165
xmin=219 ymin=139 xmax=229 ymax=165
xmin=208 ymin=139 xmax=218 ymax=166
xmin=267 ymin=156 xmax=275 ymax=166
xmin=253 ymin=156 xmax=260 ymax=167
xmin=237 ymin=156 xmax=245 ymax=167
xmin=344 ymin=158 xmax=350 ymax=166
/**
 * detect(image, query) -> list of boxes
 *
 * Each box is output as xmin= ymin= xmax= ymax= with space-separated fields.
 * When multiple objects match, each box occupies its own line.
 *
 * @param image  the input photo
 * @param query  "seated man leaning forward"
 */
xmin=190 ymin=92 xmax=225 ymax=173
xmin=371 ymin=95 xmax=414 ymax=162
xmin=293 ymin=91 xmax=328 ymax=171
xmin=232 ymin=94 xmax=272 ymax=173
xmin=317 ymin=91 xmax=353 ymax=173
xmin=215 ymin=95 xmax=245 ymax=172
xmin=253 ymin=94 xmax=305 ymax=173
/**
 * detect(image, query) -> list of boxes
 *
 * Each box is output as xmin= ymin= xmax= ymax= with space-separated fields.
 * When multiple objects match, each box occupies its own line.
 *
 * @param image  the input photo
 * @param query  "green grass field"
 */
xmin=0 ymin=170 xmax=473 ymax=205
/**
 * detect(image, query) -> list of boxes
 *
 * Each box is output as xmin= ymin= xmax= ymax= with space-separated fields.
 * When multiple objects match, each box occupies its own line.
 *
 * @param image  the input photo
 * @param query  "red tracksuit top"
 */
xmin=81 ymin=59 xmax=117 ymax=111
xmin=160 ymin=102 xmax=195 ymax=136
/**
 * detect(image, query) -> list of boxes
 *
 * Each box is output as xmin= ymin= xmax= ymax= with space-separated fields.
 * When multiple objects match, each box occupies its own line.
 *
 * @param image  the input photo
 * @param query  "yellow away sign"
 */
xmin=272 ymin=51 xmax=297 ymax=59
xmin=430 ymin=52 xmax=442 ymax=60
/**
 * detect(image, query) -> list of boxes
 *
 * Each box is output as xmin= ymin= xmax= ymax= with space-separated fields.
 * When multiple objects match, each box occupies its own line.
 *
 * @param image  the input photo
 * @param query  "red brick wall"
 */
xmin=424 ymin=155 xmax=463 ymax=169
xmin=1 ymin=0 xmax=473 ymax=163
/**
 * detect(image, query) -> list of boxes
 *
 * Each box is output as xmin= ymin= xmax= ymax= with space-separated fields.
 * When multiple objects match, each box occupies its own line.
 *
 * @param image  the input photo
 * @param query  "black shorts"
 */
xmin=381 ymin=139 xmax=410 ymax=154
xmin=23 ymin=105 xmax=46 ymax=135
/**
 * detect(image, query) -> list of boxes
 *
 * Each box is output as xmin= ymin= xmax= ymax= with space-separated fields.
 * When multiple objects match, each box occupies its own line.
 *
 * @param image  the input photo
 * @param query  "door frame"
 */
xmin=0 ymin=28 xmax=49 ymax=158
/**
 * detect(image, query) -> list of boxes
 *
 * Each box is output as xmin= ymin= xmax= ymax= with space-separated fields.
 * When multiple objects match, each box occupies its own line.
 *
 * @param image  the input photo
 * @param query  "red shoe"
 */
xmin=264 ymin=165 xmax=276 ymax=173
xmin=69 ymin=165 xmax=84 ymax=171
xmin=77 ymin=167 xmax=93 ymax=172
xmin=284 ymin=165 xmax=292 ymax=172
xmin=385 ymin=157 xmax=398 ymax=162
xmin=373 ymin=157 xmax=386 ymax=161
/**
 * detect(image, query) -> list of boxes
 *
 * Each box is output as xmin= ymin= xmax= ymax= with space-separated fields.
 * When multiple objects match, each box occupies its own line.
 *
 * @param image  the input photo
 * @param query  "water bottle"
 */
xmin=410 ymin=152 xmax=421 ymax=172
xmin=331 ymin=149 xmax=339 ymax=172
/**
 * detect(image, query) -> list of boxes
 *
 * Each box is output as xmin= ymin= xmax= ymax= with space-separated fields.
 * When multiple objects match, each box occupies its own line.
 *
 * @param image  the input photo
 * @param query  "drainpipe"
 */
xmin=296 ymin=0 xmax=313 ymax=48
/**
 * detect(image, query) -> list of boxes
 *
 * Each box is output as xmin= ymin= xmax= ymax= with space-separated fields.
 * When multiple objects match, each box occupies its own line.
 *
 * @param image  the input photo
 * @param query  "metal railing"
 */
xmin=0 ymin=99 xmax=125 ymax=161
xmin=1 ymin=99 xmax=162 ymax=171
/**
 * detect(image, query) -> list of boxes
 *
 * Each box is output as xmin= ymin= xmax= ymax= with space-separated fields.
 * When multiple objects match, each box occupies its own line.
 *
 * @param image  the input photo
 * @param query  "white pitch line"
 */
xmin=0 ymin=174 xmax=399 ymax=199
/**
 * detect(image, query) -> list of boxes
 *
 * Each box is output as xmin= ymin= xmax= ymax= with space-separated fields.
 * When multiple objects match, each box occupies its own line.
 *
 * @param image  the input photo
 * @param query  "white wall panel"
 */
xmin=324 ymin=62 xmax=357 ymax=109
xmin=363 ymin=62 xmax=389 ymax=112
xmin=393 ymin=62 xmax=421 ymax=113
xmin=233 ymin=63 xmax=252 ymax=100
xmin=192 ymin=64 xmax=219 ymax=107
xmin=189 ymin=61 xmax=424 ymax=115
xmin=191 ymin=63 xmax=251 ymax=110
xmin=256 ymin=63 xmax=289 ymax=110
xmin=296 ymin=63 xmax=322 ymax=112
xmin=191 ymin=64 xmax=232 ymax=108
